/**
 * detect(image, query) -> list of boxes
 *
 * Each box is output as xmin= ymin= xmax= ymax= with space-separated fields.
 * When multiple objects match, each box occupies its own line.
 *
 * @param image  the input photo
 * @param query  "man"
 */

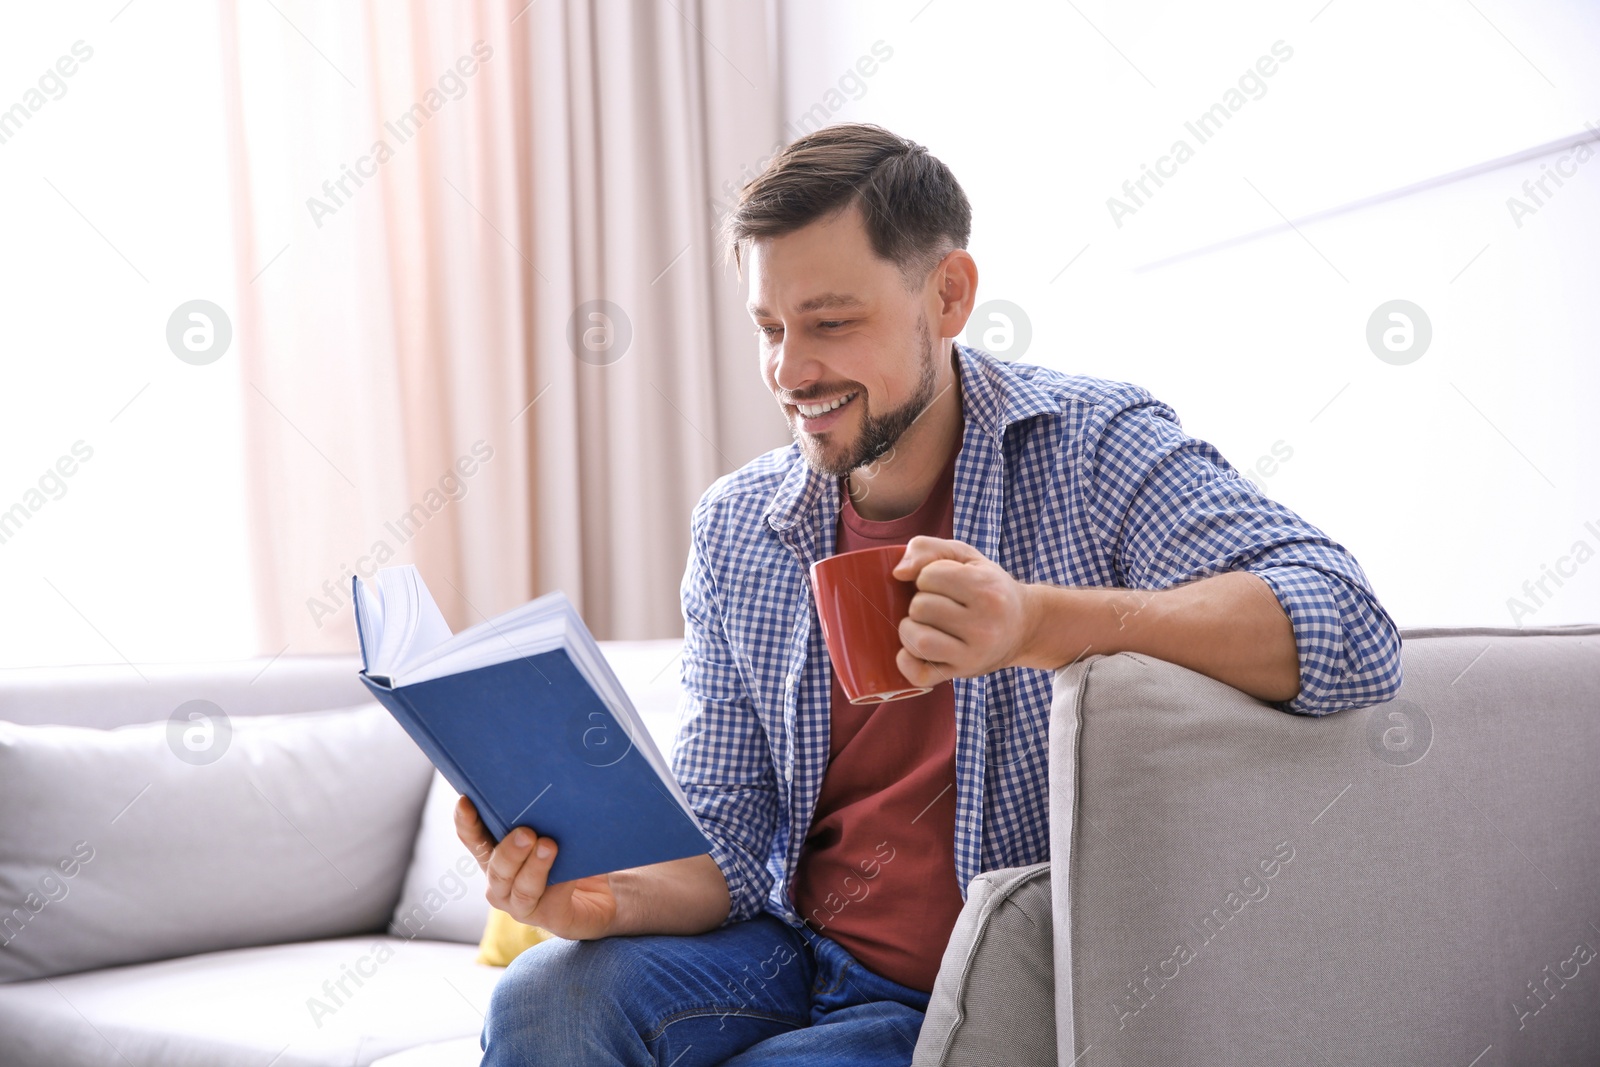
xmin=464 ymin=123 xmax=1402 ymax=1065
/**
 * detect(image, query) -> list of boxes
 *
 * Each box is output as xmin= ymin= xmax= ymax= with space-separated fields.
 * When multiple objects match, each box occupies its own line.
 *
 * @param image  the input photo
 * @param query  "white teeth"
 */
xmin=797 ymin=392 xmax=856 ymax=418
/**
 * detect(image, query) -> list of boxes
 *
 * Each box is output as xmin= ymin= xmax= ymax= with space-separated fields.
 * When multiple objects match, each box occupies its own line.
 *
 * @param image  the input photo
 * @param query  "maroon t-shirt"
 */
xmin=790 ymin=445 xmax=965 ymax=993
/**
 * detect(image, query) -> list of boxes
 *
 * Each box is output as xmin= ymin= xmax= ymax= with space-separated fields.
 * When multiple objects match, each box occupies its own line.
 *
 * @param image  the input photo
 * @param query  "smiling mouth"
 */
xmin=793 ymin=392 xmax=858 ymax=418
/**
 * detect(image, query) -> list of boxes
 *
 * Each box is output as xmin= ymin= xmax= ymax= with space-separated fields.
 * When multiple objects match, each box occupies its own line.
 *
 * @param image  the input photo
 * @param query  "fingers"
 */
xmin=897 ymin=645 xmax=952 ymax=688
xmin=454 ymin=795 xmax=495 ymax=872
xmin=457 ymin=801 xmax=573 ymax=930
xmin=899 ymin=616 xmax=964 ymax=671
xmin=484 ymin=827 xmax=535 ymax=900
xmin=906 ymin=589 xmax=967 ymax=631
xmin=892 ymin=536 xmax=983 ymax=581
xmin=507 ymin=832 xmax=559 ymax=919
xmin=484 ymin=826 xmax=559 ymax=924
xmin=902 ymin=556 xmax=980 ymax=608
xmin=893 ymin=543 xmax=1030 ymax=680
xmin=899 ymin=584 xmax=970 ymax=686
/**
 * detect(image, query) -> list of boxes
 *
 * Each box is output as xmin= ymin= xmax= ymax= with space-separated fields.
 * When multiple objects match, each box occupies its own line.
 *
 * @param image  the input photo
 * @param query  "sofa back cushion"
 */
xmin=0 ymin=656 xmax=367 ymax=729
xmin=387 ymin=769 xmax=494 ymax=944
xmin=0 ymin=703 xmax=431 ymax=983
xmin=1049 ymin=624 xmax=1600 ymax=1066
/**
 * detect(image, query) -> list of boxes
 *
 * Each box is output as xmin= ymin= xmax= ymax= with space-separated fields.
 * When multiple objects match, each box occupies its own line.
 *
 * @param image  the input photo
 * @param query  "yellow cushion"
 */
xmin=475 ymin=907 xmax=556 ymax=967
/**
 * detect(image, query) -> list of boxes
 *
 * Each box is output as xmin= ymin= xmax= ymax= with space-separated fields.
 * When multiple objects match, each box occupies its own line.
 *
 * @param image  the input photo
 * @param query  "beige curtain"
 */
xmin=219 ymin=0 xmax=787 ymax=654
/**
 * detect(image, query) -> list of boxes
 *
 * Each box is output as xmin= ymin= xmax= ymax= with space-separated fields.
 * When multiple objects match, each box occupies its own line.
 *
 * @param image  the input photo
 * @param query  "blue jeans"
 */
xmin=480 ymin=914 xmax=930 ymax=1066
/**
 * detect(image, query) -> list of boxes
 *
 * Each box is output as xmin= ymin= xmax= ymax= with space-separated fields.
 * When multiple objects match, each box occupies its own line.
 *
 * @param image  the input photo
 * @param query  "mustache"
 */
xmin=779 ymin=383 xmax=862 ymax=405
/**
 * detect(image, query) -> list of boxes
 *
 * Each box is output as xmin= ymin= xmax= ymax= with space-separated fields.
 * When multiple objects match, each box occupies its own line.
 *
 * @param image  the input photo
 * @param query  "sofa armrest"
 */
xmin=1048 ymin=626 xmax=1600 ymax=1066
xmin=913 ymin=863 xmax=1055 ymax=1067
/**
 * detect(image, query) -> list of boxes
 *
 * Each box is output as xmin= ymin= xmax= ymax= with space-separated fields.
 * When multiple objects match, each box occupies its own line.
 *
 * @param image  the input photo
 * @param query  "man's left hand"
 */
xmin=892 ymin=536 xmax=1035 ymax=686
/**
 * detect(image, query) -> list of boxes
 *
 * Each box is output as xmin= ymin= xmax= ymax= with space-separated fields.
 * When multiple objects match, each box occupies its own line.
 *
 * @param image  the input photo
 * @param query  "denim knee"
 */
xmin=483 ymin=936 xmax=648 ymax=1066
xmin=481 ymin=919 xmax=814 ymax=1067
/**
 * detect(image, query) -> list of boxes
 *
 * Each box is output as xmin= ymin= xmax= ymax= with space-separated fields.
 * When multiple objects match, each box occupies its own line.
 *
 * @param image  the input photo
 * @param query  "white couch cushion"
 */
xmin=370 ymin=1036 xmax=483 ymax=1066
xmin=0 ymin=704 xmax=431 ymax=982
xmin=388 ymin=771 xmax=492 ymax=945
xmin=0 ymin=936 xmax=495 ymax=1067
xmin=0 ymin=656 xmax=367 ymax=729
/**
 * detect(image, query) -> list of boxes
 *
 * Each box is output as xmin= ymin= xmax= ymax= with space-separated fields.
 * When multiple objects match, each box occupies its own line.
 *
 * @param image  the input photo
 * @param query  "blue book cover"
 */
xmin=354 ymin=570 xmax=710 ymax=885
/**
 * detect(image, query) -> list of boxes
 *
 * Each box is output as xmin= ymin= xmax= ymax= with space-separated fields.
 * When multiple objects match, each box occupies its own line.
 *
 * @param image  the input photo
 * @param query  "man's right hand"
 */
xmin=455 ymin=795 xmax=618 ymax=940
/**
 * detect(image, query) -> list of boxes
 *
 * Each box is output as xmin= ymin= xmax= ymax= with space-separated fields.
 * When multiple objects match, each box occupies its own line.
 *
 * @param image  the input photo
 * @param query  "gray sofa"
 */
xmin=3 ymin=625 xmax=1596 ymax=1065
xmin=913 ymin=623 xmax=1600 ymax=1066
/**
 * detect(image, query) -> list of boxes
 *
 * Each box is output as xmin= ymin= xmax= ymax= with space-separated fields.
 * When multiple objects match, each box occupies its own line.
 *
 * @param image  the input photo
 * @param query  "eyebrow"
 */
xmin=746 ymin=293 xmax=868 ymax=318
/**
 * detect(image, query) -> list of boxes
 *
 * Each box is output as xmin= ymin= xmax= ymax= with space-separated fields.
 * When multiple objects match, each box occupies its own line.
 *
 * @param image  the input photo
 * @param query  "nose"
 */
xmin=769 ymin=331 xmax=823 ymax=399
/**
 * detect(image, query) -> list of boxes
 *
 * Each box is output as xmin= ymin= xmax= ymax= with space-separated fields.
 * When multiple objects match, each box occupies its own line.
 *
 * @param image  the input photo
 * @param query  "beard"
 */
xmin=790 ymin=314 xmax=941 ymax=479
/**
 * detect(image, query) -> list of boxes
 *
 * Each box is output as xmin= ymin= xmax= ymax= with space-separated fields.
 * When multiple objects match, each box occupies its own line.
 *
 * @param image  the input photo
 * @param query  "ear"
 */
xmin=930 ymin=249 xmax=978 ymax=340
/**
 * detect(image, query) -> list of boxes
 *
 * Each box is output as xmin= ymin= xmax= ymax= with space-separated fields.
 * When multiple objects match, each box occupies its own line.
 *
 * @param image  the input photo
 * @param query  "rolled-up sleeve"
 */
xmin=670 ymin=501 xmax=783 ymax=922
xmin=1080 ymin=391 xmax=1403 ymax=716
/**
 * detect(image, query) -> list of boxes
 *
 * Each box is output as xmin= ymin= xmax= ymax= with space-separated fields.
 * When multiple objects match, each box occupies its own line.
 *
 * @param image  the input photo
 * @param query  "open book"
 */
xmin=353 ymin=566 xmax=710 ymax=884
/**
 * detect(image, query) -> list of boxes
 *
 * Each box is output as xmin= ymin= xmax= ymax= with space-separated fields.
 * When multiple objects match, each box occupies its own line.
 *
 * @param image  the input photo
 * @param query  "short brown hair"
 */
xmin=720 ymin=123 xmax=972 ymax=291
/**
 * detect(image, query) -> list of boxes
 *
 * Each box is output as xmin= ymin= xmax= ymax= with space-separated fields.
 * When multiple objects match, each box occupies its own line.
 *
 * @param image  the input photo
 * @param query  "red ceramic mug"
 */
xmin=810 ymin=545 xmax=933 ymax=704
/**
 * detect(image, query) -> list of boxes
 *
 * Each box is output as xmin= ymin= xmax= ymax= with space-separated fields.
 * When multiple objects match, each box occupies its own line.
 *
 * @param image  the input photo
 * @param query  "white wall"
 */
xmin=2 ymin=1 xmax=1595 ymax=671
xmin=0 ymin=2 xmax=256 ymax=668
xmin=779 ymin=0 xmax=1600 ymax=628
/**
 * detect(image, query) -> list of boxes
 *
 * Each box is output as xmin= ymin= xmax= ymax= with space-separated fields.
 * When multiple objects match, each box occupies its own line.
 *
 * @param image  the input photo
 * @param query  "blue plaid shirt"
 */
xmin=672 ymin=343 xmax=1402 ymax=925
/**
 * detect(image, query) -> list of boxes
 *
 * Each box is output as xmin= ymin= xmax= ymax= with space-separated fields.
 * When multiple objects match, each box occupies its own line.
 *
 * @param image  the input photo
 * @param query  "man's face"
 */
xmin=746 ymin=202 xmax=949 ymax=478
